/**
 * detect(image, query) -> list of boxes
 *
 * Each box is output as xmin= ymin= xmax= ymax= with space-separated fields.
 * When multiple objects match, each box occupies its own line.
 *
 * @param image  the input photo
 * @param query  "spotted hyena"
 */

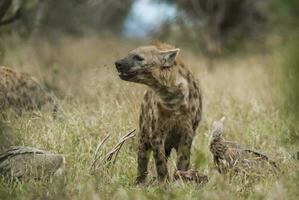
xmin=0 ymin=66 xmax=57 ymax=115
xmin=115 ymin=42 xmax=202 ymax=183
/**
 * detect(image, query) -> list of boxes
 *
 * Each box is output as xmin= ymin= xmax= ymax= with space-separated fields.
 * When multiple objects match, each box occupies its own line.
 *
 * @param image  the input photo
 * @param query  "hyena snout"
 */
xmin=115 ymin=58 xmax=138 ymax=81
xmin=115 ymin=59 xmax=132 ymax=73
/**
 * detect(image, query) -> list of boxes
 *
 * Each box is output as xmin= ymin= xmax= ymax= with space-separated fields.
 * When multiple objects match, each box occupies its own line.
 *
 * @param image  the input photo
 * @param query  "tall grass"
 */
xmin=273 ymin=30 xmax=299 ymax=146
xmin=0 ymin=35 xmax=298 ymax=199
xmin=280 ymin=32 xmax=299 ymax=116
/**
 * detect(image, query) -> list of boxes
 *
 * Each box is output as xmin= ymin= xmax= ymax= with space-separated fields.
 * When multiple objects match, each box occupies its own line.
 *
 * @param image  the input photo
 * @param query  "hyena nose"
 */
xmin=115 ymin=61 xmax=123 ymax=71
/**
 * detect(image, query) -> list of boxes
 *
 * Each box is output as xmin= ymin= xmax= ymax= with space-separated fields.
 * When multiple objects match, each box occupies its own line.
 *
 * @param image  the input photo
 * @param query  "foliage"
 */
xmin=0 ymin=0 xmax=133 ymax=38
xmin=280 ymin=32 xmax=299 ymax=116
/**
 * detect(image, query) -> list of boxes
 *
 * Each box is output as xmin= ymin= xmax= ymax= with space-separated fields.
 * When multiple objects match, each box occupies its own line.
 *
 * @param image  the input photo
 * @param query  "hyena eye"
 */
xmin=133 ymin=55 xmax=144 ymax=61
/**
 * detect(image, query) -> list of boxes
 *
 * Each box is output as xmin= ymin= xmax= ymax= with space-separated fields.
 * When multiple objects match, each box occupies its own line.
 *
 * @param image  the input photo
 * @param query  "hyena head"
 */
xmin=115 ymin=45 xmax=180 ymax=85
xmin=209 ymin=117 xmax=226 ymax=142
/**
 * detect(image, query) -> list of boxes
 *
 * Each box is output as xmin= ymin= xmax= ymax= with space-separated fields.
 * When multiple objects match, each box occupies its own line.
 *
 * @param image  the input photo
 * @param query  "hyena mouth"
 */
xmin=118 ymin=70 xmax=137 ymax=80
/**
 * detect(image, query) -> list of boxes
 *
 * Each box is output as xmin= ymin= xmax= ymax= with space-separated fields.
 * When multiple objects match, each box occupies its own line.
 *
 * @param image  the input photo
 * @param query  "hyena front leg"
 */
xmin=136 ymin=139 xmax=151 ymax=184
xmin=176 ymin=128 xmax=194 ymax=171
xmin=151 ymin=135 xmax=169 ymax=182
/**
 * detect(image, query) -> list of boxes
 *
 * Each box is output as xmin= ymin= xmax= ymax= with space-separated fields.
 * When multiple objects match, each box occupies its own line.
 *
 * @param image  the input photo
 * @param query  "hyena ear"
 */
xmin=159 ymin=48 xmax=180 ymax=67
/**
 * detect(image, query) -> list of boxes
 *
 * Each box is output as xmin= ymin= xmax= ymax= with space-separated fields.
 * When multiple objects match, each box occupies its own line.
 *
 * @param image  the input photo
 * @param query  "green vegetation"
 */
xmin=280 ymin=32 xmax=299 ymax=117
xmin=0 ymin=35 xmax=298 ymax=199
xmin=1 ymin=1 xmax=299 ymax=199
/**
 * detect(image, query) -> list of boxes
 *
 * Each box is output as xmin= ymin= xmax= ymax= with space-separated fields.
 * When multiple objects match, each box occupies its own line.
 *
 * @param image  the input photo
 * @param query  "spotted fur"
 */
xmin=0 ymin=66 xmax=57 ymax=115
xmin=209 ymin=117 xmax=278 ymax=175
xmin=115 ymin=42 xmax=202 ymax=183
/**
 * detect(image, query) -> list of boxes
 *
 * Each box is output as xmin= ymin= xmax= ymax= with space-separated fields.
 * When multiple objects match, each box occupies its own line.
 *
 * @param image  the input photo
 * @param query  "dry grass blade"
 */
xmin=110 ymin=130 xmax=136 ymax=165
xmin=96 ymin=129 xmax=136 ymax=170
xmin=89 ymin=134 xmax=110 ymax=171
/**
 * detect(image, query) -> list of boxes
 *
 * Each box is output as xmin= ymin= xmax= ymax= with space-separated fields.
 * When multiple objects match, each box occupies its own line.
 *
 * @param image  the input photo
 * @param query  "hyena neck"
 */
xmin=149 ymin=65 xmax=189 ymax=108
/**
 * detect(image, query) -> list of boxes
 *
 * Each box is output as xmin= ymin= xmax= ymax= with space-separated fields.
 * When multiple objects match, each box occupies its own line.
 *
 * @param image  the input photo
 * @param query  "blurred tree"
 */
xmin=160 ymin=0 xmax=266 ymax=55
xmin=0 ymin=0 xmax=12 ymax=24
xmin=0 ymin=0 xmax=133 ymax=38
xmin=28 ymin=0 xmax=133 ymax=38
xmin=0 ymin=0 xmax=21 ymax=26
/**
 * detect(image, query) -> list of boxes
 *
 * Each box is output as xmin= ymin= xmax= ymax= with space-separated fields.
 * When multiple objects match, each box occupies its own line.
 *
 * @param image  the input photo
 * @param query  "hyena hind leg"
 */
xmin=176 ymin=132 xmax=193 ymax=171
xmin=136 ymin=142 xmax=151 ymax=184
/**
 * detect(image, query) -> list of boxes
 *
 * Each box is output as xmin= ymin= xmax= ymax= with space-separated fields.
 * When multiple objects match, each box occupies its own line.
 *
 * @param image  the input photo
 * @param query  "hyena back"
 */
xmin=115 ymin=42 xmax=202 ymax=183
xmin=0 ymin=66 xmax=58 ymax=115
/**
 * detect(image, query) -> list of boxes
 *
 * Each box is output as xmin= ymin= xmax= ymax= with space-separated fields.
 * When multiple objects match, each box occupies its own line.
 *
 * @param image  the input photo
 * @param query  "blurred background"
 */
xmin=0 ymin=0 xmax=298 ymax=48
xmin=0 ymin=0 xmax=297 ymax=52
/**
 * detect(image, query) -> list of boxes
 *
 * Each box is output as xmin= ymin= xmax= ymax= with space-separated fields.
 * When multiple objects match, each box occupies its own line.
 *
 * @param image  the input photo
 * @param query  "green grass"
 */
xmin=0 ymin=35 xmax=298 ymax=200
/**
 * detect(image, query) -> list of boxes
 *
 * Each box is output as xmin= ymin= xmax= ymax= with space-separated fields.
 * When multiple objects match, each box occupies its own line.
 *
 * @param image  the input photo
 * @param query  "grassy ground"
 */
xmin=0 ymin=35 xmax=298 ymax=200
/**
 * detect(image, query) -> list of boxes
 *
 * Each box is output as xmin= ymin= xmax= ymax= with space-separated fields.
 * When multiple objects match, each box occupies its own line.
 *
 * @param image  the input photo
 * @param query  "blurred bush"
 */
xmin=35 ymin=0 xmax=133 ymax=37
xmin=273 ymin=0 xmax=299 ymax=117
xmin=0 ymin=0 xmax=133 ymax=38
xmin=273 ymin=0 xmax=299 ymax=144
xmin=158 ymin=0 xmax=267 ymax=54
xmin=279 ymin=31 xmax=299 ymax=118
